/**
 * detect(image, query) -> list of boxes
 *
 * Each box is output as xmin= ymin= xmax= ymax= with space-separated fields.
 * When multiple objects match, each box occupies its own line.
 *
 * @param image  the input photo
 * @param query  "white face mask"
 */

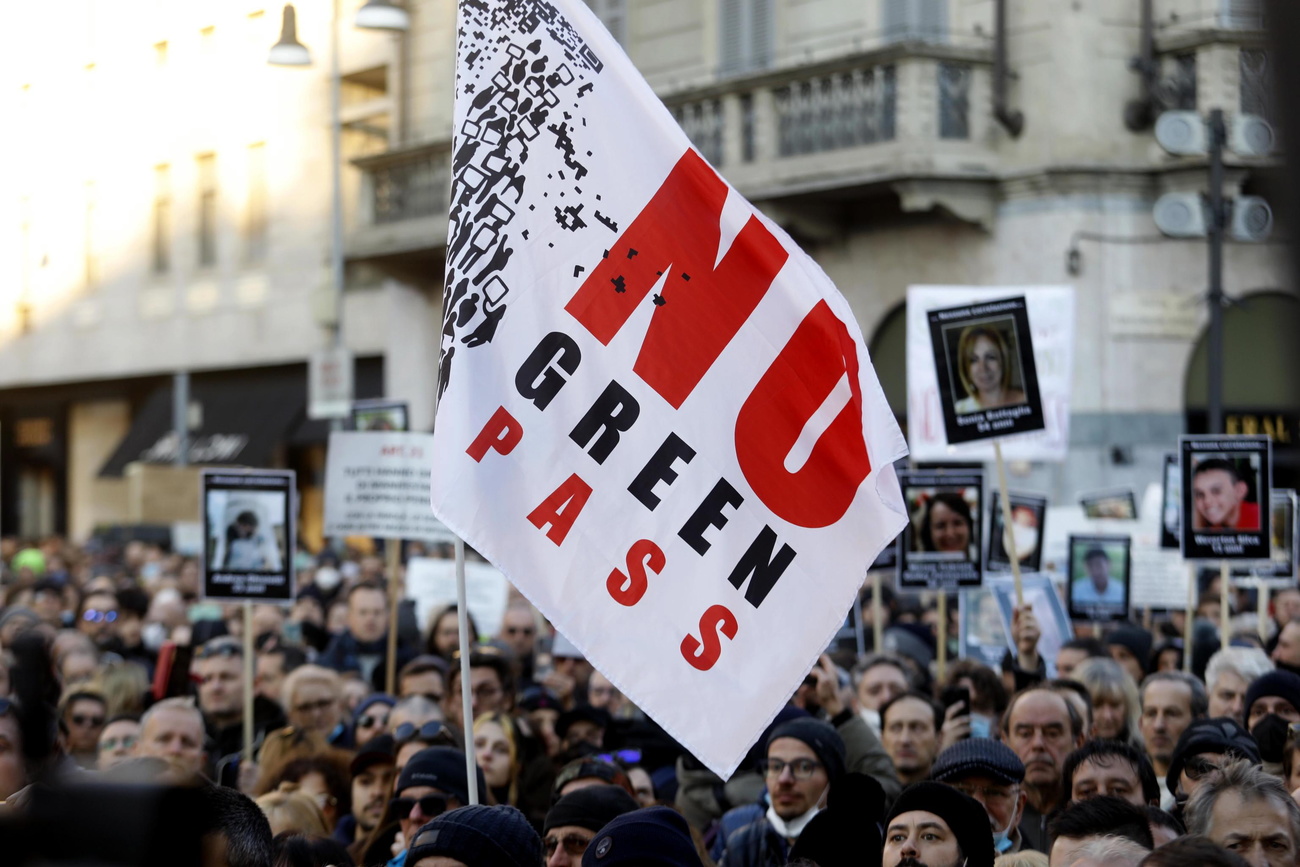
xmin=765 ymin=799 xmax=821 ymax=840
xmin=860 ymin=707 xmax=882 ymax=733
xmin=315 ymin=566 xmax=341 ymax=591
xmin=142 ymin=621 xmax=168 ymax=652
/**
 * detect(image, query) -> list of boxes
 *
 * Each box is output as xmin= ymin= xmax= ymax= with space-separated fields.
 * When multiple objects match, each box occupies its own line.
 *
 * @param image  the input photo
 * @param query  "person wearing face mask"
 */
xmin=719 ymin=719 xmax=846 ymax=867
xmin=931 ymin=738 xmax=1030 ymax=855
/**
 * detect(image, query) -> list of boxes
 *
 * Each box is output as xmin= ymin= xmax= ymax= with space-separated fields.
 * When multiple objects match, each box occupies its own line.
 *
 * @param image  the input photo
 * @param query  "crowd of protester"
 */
xmin=2 ymin=535 xmax=1300 ymax=867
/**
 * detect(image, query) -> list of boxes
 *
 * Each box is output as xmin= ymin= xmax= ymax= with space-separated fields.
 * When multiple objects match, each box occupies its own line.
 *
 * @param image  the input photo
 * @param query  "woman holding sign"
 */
xmin=953 ymin=325 xmax=1026 ymax=414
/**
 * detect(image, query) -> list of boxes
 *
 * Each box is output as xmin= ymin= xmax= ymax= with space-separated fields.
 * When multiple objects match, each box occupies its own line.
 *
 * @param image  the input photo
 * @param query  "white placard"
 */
xmin=324 ymin=432 xmax=456 ymax=542
xmin=309 ymin=346 xmax=354 ymax=420
xmin=406 ymin=556 xmax=510 ymax=639
xmin=907 ymin=286 xmax=1075 ymax=462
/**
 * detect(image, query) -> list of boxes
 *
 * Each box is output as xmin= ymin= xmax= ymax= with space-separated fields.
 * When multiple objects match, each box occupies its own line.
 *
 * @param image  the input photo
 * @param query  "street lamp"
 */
xmin=268 ymin=2 xmax=408 ymax=417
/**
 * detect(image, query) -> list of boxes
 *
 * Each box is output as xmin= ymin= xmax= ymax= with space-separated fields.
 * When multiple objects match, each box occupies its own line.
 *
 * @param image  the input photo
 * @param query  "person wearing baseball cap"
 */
xmin=385 ymin=746 xmax=487 ymax=867
xmin=542 ymin=784 xmax=639 ymax=867
xmin=406 ymin=804 xmax=542 ymax=867
xmin=883 ymin=781 xmax=995 ymax=867
xmin=929 ymin=739 xmax=1028 ymax=854
xmin=1165 ymin=716 xmax=1261 ymax=807
xmin=719 ymin=718 xmax=846 ymax=867
xmin=581 ymin=805 xmax=703 ymax=867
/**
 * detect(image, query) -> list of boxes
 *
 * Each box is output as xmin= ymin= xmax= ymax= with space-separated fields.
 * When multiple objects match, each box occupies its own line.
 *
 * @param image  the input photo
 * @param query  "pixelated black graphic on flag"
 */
xmin=440 ymin=0 xmax=608 ymax=399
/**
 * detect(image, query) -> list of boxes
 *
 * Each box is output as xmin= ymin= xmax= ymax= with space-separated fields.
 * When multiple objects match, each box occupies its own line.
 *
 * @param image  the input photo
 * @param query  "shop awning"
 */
xmin=99 ymin=373 xmax=305 ymax=477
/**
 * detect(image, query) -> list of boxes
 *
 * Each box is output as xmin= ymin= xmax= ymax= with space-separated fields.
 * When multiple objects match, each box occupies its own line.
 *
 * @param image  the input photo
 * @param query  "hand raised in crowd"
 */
xmin=1011 ymin=603 xmax=1041 ymax=671
xmin=810 ymin=654 xmax=849 ymax=718
xmin=541 ymin=668 xmax=576 ymax=705
xmin=938 ymin=700 xmax=971 ymax=751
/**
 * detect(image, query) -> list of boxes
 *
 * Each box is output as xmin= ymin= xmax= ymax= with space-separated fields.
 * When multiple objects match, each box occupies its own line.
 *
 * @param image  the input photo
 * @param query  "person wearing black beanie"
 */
xmin=543 ymin=785 xmax=639 ymax=866
xmin=1245 ymin=669 xmax=1300 ymax=729
xmin=883 ymin=782 xmax=994 ymax=867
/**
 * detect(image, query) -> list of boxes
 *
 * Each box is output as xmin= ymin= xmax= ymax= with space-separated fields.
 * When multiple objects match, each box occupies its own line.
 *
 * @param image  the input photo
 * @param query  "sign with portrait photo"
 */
xmin=898 ymin=469 xmax=983 ymax=591
xmin=1080 ymin=489 xmax=1138 ymax=520
xmin=1067 ymin=534 xmax=1131 ymax=622
xmin=1231 ymin=489 xmax=1296 ymax=587
xmin=1160 ymin=453 xmax=1181 ymax=550
xmin=926 ymin=296 xmax=1045 ymax=447
xmin=351 ymin=399 xmax=410 ymax=432
xmin=987 ymin=491 xmax=1047 ymax=574
xmin=1179 ymin=435 xmax=1272 ymax=561
xmin=201 ymin=468 xmax=296 ymax=601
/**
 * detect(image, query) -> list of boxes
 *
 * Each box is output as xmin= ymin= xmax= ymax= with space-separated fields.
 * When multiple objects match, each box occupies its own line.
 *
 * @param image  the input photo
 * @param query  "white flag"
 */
xmin=431 ymin=0 xmax=908 ymax=777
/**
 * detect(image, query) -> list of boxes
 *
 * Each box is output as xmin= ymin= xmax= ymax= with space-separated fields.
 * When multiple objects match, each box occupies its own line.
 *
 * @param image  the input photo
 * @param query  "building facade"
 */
xmin=0 ymin=0 xmax=1293 ymax=545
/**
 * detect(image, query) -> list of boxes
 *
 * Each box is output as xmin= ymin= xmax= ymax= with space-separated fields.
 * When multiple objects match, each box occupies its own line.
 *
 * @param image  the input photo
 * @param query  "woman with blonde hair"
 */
xmin=256 ymin=785 xmax=329 ymax=836
xmin=472 ymin=711 xmax=549 ymax=828
xmin=954 ymin=324 xmax=1026 ymax=413
xmin=1073 ymin=656 xmax=1144 ymax=749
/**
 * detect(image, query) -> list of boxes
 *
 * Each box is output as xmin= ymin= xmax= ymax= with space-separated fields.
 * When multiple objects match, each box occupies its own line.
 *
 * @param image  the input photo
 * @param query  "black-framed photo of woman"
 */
xmin=928 ymin=296 xmax=1045 ymax=446
xmin=897 ymin=469 xmax=983 ymax=591
xmin=1067 ymin=534 xmax=1131 ymax=623
xmin=987 ymin=491 xmax=1047 ymax=574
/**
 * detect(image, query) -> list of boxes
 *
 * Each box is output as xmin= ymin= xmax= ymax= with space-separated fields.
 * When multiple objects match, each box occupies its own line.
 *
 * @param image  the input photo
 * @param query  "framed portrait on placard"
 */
xmin=1231 ymin=490 xmax=1296 ymax=587
xmin=898 ymin=469 xmax=983 ymax=591
xmin=927 ymin=296 xmax=1045 ymax=446
xmin=350 ymin=399 xmax=410 ymax=432
xmin=202 ymin=468 xmax=296 ymax=601
xmin=1179 ymin=435 xmax=1272 ymax=561
xmin=1067 ymin=534 xmax=1131 ymax=622
xmin=1160 ymin=453 xmax=1181 ymax=550
xmin=988 ymin=491 xmax=1047 ymax=574
xmin=1080 ymin=489 xmax=1138 ymax=520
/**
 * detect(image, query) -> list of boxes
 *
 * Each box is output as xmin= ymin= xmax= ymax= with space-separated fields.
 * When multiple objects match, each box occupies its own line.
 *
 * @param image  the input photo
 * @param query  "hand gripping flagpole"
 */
xmin=455 ymin=537 xmax=480 ymax=805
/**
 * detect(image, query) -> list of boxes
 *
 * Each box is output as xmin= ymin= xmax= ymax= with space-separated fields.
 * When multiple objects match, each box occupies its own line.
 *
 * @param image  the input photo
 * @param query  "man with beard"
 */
xmin=334 ymin=735 xmax=398 ymax=848
xmin=1138 ymin=671 xmax=1206 ymax=809
xmin=880 ymin=692 xmax=943 ymax=786
xmin=930 ymin=739 xmax=1029 ymax=855
xmin=1002 ymin=687 xmax=1085 ymax=853
xmin=720 ymin=719 xmax=845 ymax=867
xmin=882 ymin=781 xmax=995 ymax=867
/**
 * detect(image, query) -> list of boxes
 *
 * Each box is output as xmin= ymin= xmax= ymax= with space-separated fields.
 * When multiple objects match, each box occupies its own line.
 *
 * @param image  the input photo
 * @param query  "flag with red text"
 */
xmin=431 ymin=0 xmax=908 ymax=776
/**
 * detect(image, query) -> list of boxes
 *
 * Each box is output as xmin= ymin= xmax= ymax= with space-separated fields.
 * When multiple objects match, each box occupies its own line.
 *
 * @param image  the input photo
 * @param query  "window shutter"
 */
xmin=1220 ymin=0 xmax=1264 ymax=29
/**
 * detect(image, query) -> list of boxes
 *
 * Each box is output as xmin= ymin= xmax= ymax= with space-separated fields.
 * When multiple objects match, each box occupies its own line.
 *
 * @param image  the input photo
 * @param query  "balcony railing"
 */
xmin=773 ymin=66 xmax=896 ymax=156
xmin=365 ymin=144 xmax=451 ymax=224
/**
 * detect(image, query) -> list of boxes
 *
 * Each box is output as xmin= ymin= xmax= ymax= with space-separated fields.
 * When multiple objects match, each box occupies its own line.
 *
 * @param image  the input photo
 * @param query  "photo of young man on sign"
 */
xmin=927 ymin=296 xmax=1044 ymax=446
xmin=202 ymin=469 xmax=296 ymax=601
xmin=1180 ymin=435 xmax=1272 ymax=561
xmin=897 ymin=470 xmax=983 ymax=590
xmin=1067 ymin=534 xmax=1131 ymax=623
xmin=987 ymin=491 xmax=1047 ymax=573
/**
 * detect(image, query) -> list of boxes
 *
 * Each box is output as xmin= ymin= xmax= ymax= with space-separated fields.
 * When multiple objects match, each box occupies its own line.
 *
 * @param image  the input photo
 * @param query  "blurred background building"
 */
xmin=0 ymin=0 xmax=1292 ymax=545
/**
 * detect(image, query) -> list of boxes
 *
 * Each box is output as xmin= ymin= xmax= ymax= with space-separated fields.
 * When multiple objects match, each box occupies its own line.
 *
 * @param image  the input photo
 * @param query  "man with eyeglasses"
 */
xmin=540 ymin=783 xmax=638 ymax=867
xmin=59 ymin=689 xmax=107 ymax=769
xmin=386 ymin=746 xmax=485 ymax=867
xmin=719 ymin=718 xmax=845 ymax=867
xmin=96 ymin=714 xmax=141 ymax=771
xmin=77 ymin=590 xmax=122 ymax=651
xmin=192 ymin=637 xmax=286 ymax=764
xmin=930 ymin=738 xmax=1030 ymax=855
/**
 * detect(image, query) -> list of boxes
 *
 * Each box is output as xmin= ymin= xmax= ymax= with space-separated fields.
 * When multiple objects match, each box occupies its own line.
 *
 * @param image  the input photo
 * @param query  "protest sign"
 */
xmin=1067 ymin=534 xmax=1131 ymax=622
xmin=351 ymin=399 xmax=410 ymax=432
xmin=1231 ymin=489 xmax=1297 ymax=587
xmin=1080 ymin=489 xmax=1138 ymax=520
xmin=987 ymin=491 xmax=1046 ymax=574
xmin=428 ymin=0 xmax=909 ymax=777
xmin=908 ymin=286 xmax=1074 ymax=462
xmin=1179 ymin=435 xmax=1272 ymax=561
xmin=1160 ymin=453 xmax=1181 ymax=549
xmin=405 ymin=556 xmax=510 ymax=638
xmin=926 ymin=296 xmax=1044 ymax=446
xmin=961 ymin=575 xmax=1069 ymax=676
xmin=201 ymin=469 xmax=295 ymax=601
xmin=897 ymin=469 xmax=983 ymax=591
xmin=324 ymin=432 xmax=455 ymax=543
xmin=309 ymin=346 xmax=353 ymax=420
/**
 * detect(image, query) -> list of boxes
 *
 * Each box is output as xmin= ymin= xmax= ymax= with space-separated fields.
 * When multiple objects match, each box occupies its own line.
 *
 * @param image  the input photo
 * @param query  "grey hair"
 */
xmin=1205 ymin=647 xmax=1274 ymax=695
xmin=1073 ymin=657 xmax=1142 ymax=745
xmin=1060 ymin=835 xmax=1150 ymax=867
xmin=1139 ymin=670 xmax=1209 ymax=718
xmin=1184 ymin=758 xmax=1300 ymax=848
xmin=139 ymin=696 xmax=203 ymax=733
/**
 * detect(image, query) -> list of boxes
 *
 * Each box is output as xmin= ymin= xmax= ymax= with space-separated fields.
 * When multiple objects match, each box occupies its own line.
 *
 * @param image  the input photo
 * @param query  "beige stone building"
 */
xmin=0 ymin=0 xmax=1292 ymax=545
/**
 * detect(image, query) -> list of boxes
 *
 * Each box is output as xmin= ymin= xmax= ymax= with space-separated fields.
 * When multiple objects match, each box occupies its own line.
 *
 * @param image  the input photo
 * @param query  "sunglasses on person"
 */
xmin=356 ymin=713 xmax=389 ymax=730
xmin=82 ymin=609 xmax=117 ymax=623
xmin=595 ymin=749 xmax=642 ymax=766
xmin=389 ymin=794 xmax=448 ymax=819
xmin=393 ymin=720 xmax=456 ymax=747
xmin=196 ymin=641 xmax=242 ymax=660
xmin=100 ymin=734 xmax=138 ymax=752
xmin=71 ymin=714 xmax=104 ymax=728
xmin=1184 ymin=755 xmax=1225 ymax=781
xmin=544 ymin=832 xmax=593 ymax=858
